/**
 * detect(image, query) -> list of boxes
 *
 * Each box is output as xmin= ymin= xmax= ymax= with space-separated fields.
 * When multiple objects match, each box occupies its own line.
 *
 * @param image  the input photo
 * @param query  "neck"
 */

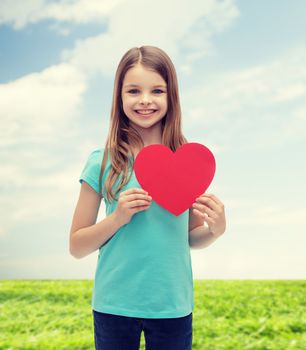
xmin=128 ymin=122 xmax=163 ymax=157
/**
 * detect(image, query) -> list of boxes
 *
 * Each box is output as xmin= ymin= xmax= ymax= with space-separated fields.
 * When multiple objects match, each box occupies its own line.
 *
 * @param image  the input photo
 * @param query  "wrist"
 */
xmin=111 ymin=211 xmax=127 ymax=228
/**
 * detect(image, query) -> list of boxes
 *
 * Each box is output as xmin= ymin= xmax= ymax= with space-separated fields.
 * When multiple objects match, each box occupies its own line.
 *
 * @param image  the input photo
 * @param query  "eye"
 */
xmin=127 ymin=89 xmax=165 ymax=94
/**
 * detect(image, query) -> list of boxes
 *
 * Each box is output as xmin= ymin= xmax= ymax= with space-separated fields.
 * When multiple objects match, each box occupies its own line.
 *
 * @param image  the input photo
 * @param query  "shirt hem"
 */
xmin=92 ymin=303 xmax=194 ymax=319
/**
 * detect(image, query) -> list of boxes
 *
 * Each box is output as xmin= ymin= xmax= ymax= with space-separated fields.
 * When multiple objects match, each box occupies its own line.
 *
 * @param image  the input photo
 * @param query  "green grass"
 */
xmin=0 ymin=280 xmax=305 ymax=349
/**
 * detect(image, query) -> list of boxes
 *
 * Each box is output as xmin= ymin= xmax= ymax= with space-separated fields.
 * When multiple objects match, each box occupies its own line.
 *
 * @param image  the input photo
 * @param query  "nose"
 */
xmin=139 ymin=92 xmax=152 ymax=105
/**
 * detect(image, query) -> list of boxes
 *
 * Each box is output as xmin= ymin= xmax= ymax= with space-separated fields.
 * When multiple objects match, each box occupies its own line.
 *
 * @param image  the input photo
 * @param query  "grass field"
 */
xmin=0 ymin=280 xmax=305 ymax=349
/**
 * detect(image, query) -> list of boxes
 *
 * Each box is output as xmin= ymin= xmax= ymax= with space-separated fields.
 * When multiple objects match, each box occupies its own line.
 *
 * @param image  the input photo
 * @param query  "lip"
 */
xmin=135 ymin=109 xmax=157 ymax=112
xmin=135 ymin=109 xmax=157 ymax=116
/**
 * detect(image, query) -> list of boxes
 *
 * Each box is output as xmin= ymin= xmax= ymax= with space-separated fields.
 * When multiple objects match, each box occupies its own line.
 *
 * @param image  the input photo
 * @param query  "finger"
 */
xmin=200 ymin=212 xmax=216 ymax=225
xmin=137 ymin=203 xmax=151 ymax=210
xmin=122 ymin=187 xmax=148 ymax=197
xmin=193 ymin=210 xmax=215 ymax=227
xmin=192 ymin=208 xmax=205 ymax=218
xmin=127 ymin=194 xmax=152 ymax=204
xmin=196 ymin=196 xmax=219 ymax=212
xmin=193 ymin=203 xmax=218 ymax=219
xmin=128 ymin=199 xmax=151 ymax=208
xmin=130 ymin=205 xmax=150 ymax=213
xmin=202 ymin=193 xmax=224 ymax=207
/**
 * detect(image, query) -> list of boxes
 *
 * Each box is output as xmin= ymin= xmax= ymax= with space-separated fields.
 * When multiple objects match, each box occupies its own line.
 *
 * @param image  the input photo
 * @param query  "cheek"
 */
xmin=161 ymin=96 xmax=168 ymax=106
xmin=123 ymin=96 xmax=135 ymax=107
xmin=122 ymin=98 xmax=131 ymax=111
xmin=162 ymin=100 xmax=168 ymax=110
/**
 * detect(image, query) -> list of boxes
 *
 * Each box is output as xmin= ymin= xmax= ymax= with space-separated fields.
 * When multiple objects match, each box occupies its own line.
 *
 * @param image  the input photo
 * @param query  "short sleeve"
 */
xmin=79 ymin=149 xmax=103 ymax=194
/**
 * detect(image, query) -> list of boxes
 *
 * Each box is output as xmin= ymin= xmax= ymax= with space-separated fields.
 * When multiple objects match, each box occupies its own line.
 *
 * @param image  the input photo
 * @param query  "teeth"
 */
xmin=136 ymin=110 xmax=156 ymax=115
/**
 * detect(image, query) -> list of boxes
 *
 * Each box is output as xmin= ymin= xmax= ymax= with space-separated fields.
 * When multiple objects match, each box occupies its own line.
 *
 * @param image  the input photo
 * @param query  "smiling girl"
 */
xmin=69 ymin=45 xmax=226 ymax=350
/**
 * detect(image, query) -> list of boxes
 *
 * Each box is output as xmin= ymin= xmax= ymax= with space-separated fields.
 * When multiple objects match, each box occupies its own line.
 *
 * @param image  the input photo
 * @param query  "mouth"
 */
xmin=135 ymin=109 xmax=157 ymax=116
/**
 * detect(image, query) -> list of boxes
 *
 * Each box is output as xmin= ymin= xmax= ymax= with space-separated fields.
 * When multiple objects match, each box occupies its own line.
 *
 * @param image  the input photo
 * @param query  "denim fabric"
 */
xmin=92 ymin=310 xmax=193 ymax=350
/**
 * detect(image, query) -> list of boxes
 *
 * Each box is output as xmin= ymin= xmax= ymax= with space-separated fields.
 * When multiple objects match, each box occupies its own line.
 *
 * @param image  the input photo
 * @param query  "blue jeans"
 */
xmin=92 ymin=310 xmax=193 ymax=350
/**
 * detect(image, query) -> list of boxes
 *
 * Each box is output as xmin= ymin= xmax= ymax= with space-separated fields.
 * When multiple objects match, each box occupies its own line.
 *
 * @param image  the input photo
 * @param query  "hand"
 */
xmin=114 ymin=188 xmax=152 ymax=226
xmin=192 ymin=193 xmax=226 ymax=237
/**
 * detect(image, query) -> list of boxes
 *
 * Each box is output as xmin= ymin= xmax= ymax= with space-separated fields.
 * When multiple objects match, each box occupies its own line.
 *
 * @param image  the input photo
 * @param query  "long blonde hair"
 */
xmin=99 ymin=45 xmax=188 ymax=202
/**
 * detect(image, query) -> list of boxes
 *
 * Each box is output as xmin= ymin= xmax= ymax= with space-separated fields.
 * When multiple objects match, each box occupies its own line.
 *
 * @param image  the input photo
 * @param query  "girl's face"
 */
xmin=121 ymin=64 xmax=168 ymax=131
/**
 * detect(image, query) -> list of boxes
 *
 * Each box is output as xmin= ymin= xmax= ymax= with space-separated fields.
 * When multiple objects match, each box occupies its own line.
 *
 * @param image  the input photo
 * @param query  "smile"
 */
xmin=135 ymin=109 xmax=157 ymax=116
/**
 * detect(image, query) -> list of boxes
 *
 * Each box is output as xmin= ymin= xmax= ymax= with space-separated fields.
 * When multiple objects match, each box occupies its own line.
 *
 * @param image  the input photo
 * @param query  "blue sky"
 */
xmin=0 ymin=0 xmax=305 ymax=280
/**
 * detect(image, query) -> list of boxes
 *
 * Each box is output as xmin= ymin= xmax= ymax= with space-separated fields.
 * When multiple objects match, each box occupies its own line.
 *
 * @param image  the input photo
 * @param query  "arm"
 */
xmin=69 ymin=181 xmax=125 ymax=259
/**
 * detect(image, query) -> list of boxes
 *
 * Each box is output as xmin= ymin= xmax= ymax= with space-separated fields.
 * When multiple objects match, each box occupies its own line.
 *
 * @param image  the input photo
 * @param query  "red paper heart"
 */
xmin=134 ymin=142 xmax=216 ymax=216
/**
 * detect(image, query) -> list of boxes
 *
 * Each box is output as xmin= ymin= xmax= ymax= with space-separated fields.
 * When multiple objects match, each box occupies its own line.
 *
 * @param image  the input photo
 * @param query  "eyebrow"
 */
xmin=124 ymin=84 xmax=167 ymax=88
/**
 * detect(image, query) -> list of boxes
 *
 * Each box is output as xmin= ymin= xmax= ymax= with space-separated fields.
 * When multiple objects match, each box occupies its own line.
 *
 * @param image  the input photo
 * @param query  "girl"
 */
xmin=70 ymin=45 xmax=226 ymax=350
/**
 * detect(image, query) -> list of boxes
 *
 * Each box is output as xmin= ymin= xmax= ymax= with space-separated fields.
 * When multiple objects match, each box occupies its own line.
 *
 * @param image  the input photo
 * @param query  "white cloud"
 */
xmin=0 ymin=0 xmax=124 ymax=29
xmin=0 ymin=252 xmax=98 ymax=279
xmin=232 ymin=205 xmax=306 ymax=228
xmin=60 ymin=0 xmax=239 ymax=76
xmin=0 ymin=0 xmax=44 ymax=29
xmin=271 ymin=83 xmax=306 ymax=103
xmin=0 ymin=62 xmax=89 ymax=240
xmin=191 ymin=249 xmax=306 ymax=279
xmin=1 ymin=248 xmax=305 ymax=279
xmin=41 ymin=0 xmax=123 ymax=23
xmin=0 ymin=0 xmax=241 ymax=109
xmin=0 ymin=63 xmax=87 ymax=146
xmin=183 ymin=46 xmax=306 ymax=148
xmin=189 ymin=55 xmax=306 ymax=122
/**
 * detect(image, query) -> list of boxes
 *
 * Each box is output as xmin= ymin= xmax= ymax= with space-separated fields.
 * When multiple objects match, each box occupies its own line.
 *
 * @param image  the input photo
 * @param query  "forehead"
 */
xmin=123 ymin=65 xmax=166 ymax=87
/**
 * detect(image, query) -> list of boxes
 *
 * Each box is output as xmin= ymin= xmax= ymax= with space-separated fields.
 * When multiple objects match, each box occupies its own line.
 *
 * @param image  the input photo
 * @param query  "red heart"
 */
xmin=134 ymin=142 xmax=216 ymax=216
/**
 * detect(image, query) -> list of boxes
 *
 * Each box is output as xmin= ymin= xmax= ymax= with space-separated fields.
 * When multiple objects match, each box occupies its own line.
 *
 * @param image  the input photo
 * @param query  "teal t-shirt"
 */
xmin=79 ymin=147 xmax=194 ymax=318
